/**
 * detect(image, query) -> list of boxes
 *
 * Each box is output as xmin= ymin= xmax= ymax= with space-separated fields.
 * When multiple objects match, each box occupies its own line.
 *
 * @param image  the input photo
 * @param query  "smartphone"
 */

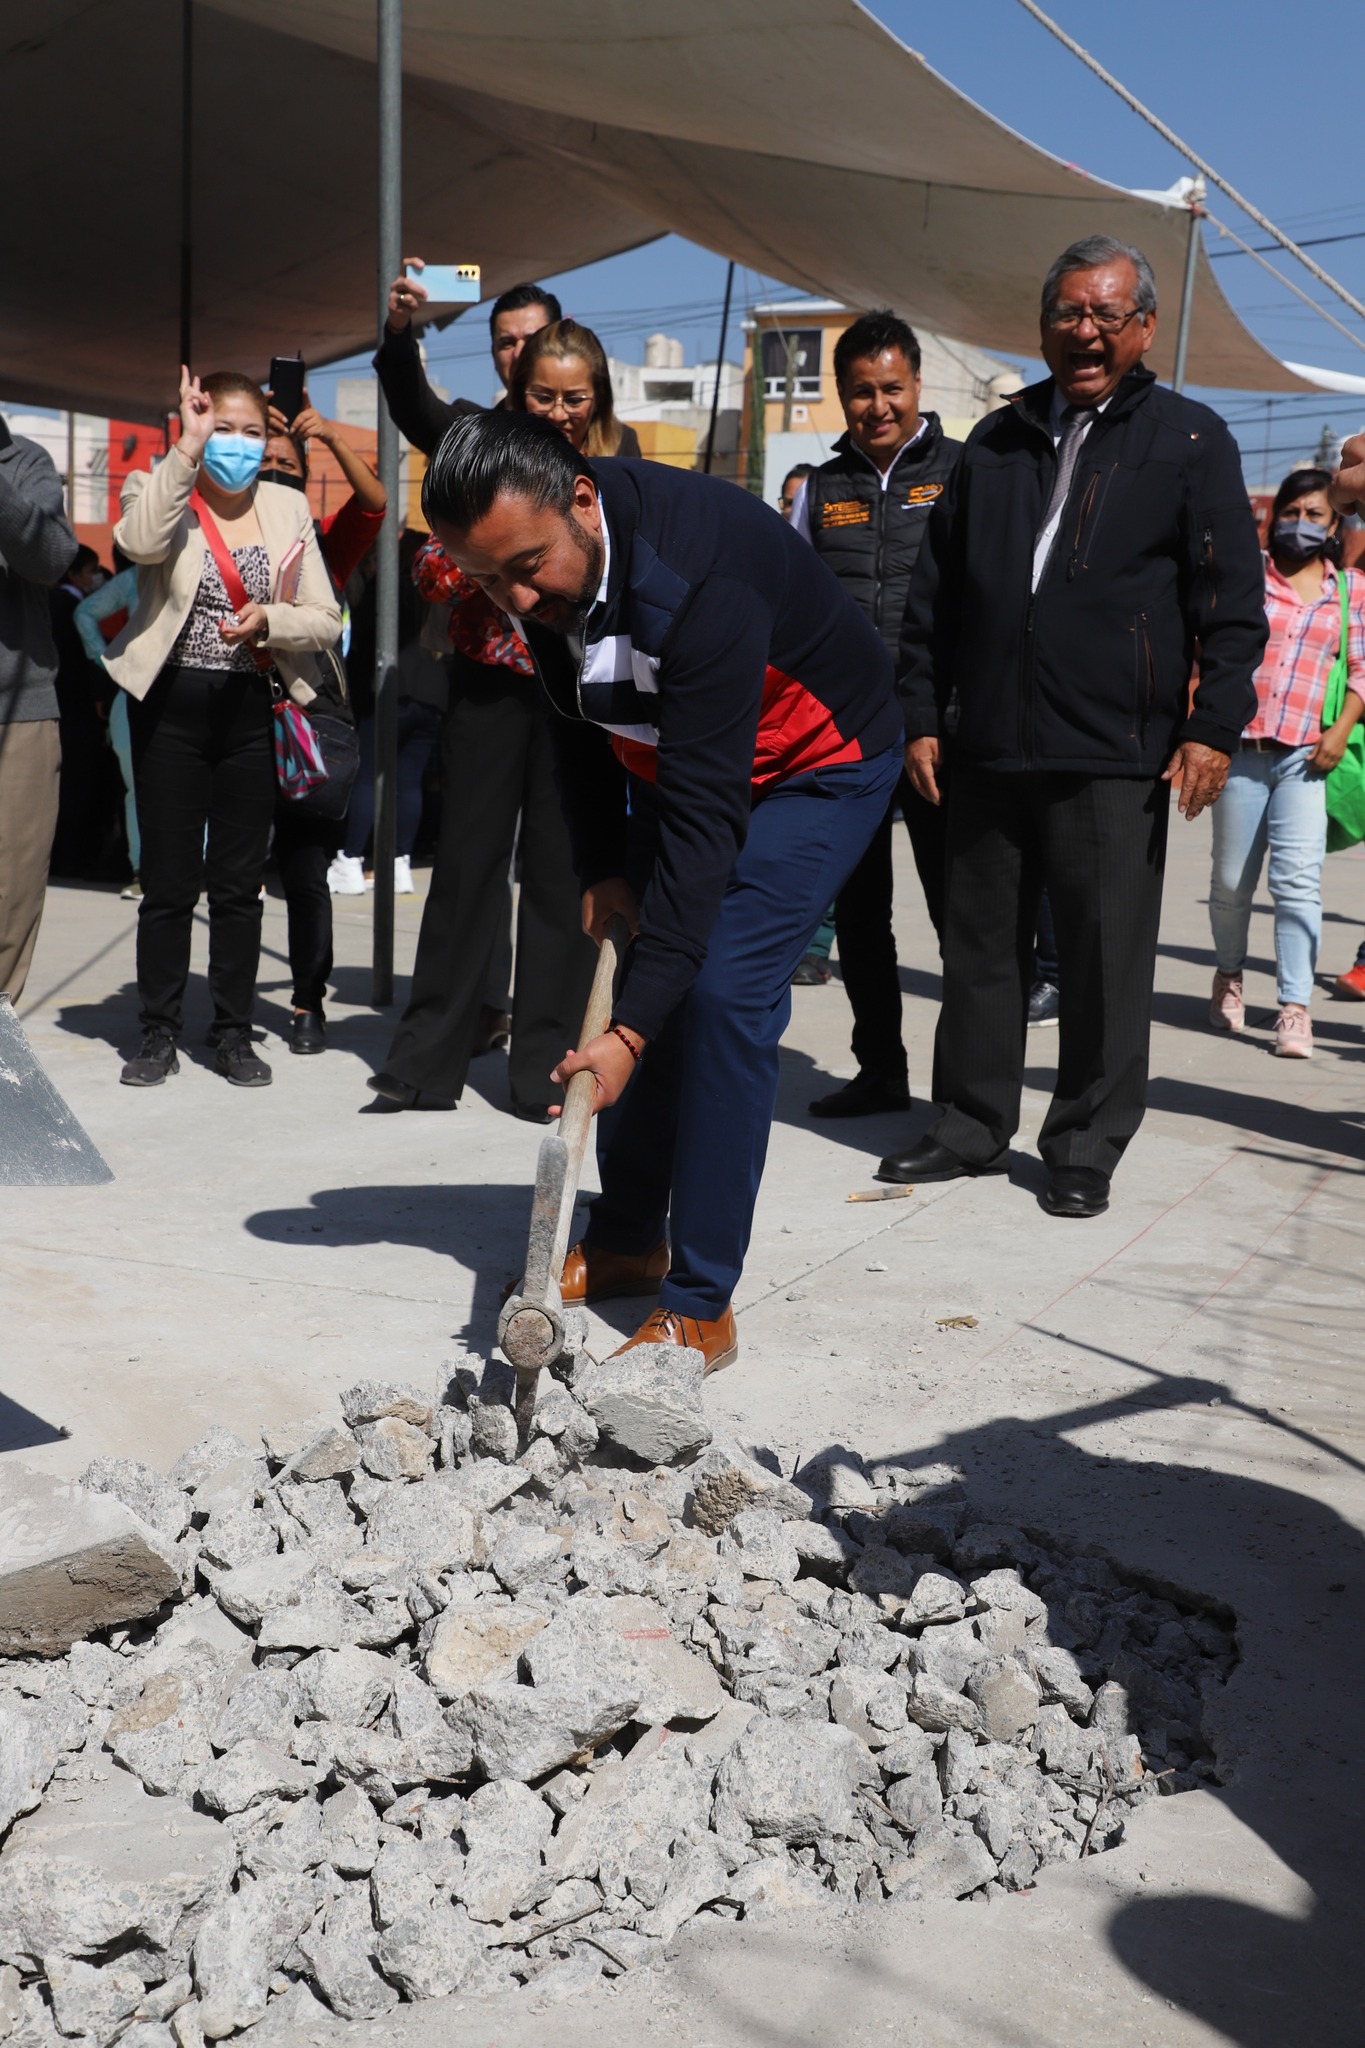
xmin=405 ymin=263 xmax=481 ymax=310
xmin=269 ymin=355 xmax=305 ymax=424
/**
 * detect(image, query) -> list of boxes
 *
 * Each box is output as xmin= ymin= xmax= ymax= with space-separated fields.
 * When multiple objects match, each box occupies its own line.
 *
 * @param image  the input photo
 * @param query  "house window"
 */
xmin=761 ymin=327 xmax=822 ymax=401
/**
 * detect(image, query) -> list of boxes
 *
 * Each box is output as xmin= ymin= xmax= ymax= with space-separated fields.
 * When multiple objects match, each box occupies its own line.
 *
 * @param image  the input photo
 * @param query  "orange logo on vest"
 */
xmin=818 ymin=500 xmax=871 ymax=528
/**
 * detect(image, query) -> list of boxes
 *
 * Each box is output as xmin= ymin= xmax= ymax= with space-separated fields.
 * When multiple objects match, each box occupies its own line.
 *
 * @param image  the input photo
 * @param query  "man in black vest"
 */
xmin=793 ymin=311 xmax=962 ymax=1118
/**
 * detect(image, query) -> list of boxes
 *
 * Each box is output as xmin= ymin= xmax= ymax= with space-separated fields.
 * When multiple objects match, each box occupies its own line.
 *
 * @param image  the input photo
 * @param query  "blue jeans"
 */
xmin=1209 ymin=745 xmax=1326 ymax=1006
xmin=587 ymin=745 xmax=903 ymax=1318
xmin=343 ymin=701 xmax=442 ymax=861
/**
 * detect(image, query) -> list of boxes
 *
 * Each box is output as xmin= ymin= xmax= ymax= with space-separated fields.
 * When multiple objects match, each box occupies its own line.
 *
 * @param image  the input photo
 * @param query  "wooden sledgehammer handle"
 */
xmin=548 ymin=913 xmax=629 ymax=1285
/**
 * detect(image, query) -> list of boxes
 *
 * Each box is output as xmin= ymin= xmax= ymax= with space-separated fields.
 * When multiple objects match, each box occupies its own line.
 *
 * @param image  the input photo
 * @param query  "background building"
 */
xmin=606 ymin=333 xmax=743 ymax=473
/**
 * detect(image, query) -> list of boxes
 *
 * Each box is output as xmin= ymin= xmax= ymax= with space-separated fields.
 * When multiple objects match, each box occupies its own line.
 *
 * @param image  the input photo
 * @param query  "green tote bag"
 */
xmin=1321 ymin=570 xmax=1365 ymax=853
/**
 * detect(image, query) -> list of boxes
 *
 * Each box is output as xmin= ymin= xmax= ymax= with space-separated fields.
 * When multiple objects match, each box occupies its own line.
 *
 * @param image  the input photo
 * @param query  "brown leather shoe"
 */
xmin=613 ymin=1303 xmax=738 ymax=1376
xmin=560 ymin=1239 xmax=670 ymax=1305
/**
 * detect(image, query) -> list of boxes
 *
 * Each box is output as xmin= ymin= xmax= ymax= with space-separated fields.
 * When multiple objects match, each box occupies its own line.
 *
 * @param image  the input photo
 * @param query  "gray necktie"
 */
xmin=1036 ymin=405 xmax=1093 ymax=559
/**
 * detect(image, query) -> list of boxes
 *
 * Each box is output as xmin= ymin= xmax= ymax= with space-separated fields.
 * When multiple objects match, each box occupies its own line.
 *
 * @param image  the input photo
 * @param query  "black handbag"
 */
xmin=295 ymin=709 xmax=360 ymax=821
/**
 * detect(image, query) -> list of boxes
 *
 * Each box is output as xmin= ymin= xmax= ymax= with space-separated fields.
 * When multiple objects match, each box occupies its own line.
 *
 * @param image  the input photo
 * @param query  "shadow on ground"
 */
xmin=242 ymin=1182 xmax=535 ymax=1351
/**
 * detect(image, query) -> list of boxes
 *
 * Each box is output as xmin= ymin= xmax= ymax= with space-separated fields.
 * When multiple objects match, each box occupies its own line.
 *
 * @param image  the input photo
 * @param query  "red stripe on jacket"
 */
xmin=611 ymin=663 xmax=865 ymax=789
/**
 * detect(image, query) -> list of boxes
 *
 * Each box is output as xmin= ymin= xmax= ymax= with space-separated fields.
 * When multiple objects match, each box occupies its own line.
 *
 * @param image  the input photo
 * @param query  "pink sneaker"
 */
xmin=1274 ymin=1006 xmax=1313 ymax=1058
xmin=1209 ymin=968 xmax=1245 ymax=1033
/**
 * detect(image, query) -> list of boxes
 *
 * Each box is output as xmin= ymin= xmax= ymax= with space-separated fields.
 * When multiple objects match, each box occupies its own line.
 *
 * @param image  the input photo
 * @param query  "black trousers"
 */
xmin=129 ymin=665 xmax=275 ymax=1038
xmin=382 ymin=670 xmax=595 ymax=1111
xmin=275 ymin=801 xmax=341 ymax=1015
xmin=930 ymin=767 xmax=1169 ymax=1176
xmin=832 ymin=772 xmax=947 ymax=1083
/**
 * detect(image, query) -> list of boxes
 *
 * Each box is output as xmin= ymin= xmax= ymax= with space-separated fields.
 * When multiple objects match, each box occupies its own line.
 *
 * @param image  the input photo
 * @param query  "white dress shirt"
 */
xmin=1030 ymin=390 xmax=1113 ymax=593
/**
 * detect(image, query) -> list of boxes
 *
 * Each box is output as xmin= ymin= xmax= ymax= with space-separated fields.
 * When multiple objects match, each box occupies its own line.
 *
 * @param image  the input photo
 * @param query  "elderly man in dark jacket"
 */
xmin=882 ymin=234 xmax=1266 ymax=1217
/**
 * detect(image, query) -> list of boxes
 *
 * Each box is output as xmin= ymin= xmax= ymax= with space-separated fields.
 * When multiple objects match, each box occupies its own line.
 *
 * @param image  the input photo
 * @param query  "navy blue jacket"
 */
xmin=526 ymin=458 xmax=899 ymax=1039
xmin=899 ymin=367 xmax=1265 ymax=774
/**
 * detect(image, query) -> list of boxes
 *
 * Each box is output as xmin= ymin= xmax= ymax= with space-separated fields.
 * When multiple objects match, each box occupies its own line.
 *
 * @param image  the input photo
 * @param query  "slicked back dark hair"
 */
xmin=421 ymin=409 xmax=592 ymax=533
xmin=833 ymin=310 xmax=921 ymax=387
xmin=489 ymin=282 xmax=562 ymax=335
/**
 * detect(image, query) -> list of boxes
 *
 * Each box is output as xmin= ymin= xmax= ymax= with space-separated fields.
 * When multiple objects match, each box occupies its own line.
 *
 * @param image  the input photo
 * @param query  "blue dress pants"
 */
xmin=586 ymin=746 xmax=902 ymax=1319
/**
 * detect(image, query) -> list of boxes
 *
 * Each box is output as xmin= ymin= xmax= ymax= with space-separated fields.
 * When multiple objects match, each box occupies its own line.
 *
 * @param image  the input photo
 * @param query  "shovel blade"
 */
xmin=0 ymin=997 xmax=112 ymax=1186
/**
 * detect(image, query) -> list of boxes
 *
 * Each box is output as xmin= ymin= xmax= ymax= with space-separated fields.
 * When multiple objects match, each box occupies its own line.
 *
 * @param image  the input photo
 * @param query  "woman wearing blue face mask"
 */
xmin=1207 ymin=466 xmax=1365 ymax=1058
xmin=104 ymin=367 xmax=341 ymax=1087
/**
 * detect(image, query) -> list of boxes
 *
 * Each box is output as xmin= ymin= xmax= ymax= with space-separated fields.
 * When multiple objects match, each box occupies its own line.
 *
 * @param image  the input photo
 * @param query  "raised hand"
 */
xmin=386 ymin=258 xmax=429 ymax=333
xmin=178 ymin=365 xmax=212 ymax=461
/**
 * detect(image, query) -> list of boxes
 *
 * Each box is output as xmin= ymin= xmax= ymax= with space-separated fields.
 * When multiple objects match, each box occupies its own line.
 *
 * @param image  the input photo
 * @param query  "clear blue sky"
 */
xmin=311 ymin=1 xmax=1365 ymax=487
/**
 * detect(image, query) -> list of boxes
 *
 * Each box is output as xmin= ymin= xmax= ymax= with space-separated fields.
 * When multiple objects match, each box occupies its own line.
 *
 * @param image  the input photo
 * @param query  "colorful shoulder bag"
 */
xmin=1321 ymin=569 xmax=1365 ymax=853
xmin=191 ymin=490 xmax=327 ymax=803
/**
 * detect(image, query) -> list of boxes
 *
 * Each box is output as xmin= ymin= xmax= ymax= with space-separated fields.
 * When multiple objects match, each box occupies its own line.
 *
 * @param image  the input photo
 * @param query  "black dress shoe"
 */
xmin=290 ymin=1011 xmax=326 ymax=1056
xmin=512 ymin=1102 xmax=553 ymax=1124
xmin=366 ymin=1071 xmax=457 ymax=1110
xmin=474 ymin=1004 xmax=511 ymax=1055
xmin=809 ymin=1072 xmax=912 ymax=1119
xmin=1043 ymin=1166 xmax=1110 ymax=1218
xmin=791 ymin=951 xmax=832 ymax=987
xmin=875 ymin=1133 xmax=1008 ymax=1185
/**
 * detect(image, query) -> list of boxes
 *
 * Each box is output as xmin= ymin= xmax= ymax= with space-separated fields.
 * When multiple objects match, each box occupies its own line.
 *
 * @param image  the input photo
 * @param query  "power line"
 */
xmin=1203 ymin=211 xmax=1365 ymax=359
xmin=1211 ymin=229 xmax=1365 ymax=260
xmin=1012 ymin=0 xmax=1365 ymax=329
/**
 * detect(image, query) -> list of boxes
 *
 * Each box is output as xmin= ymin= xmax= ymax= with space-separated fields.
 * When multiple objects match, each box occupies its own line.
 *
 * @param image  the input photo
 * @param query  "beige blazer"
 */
xmin=104 ymin=445 xmax=342 ymax=703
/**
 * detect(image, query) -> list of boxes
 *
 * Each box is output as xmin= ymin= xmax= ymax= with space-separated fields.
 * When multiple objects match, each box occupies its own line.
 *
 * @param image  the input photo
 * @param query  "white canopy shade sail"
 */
xmin=1 ymin=0 xmax=1328 ymax=420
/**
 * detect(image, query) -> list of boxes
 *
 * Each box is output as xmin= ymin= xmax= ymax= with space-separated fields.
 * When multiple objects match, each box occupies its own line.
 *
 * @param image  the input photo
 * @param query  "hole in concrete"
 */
xmin=0 ymin=1354 xmax=1239 ymax=2025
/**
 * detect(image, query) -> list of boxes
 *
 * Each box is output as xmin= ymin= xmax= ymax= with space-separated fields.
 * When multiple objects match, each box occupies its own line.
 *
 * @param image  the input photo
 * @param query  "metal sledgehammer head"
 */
xmin=496 ymin=916 xmax=627 ymax=1441
xmin=497 ymin=1133 xmax=571 ymax=1441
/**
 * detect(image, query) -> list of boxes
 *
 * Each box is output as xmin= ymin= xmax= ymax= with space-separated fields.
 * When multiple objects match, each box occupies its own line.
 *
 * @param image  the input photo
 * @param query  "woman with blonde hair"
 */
xmin=508 ymin=320 xmax=642 ymax=459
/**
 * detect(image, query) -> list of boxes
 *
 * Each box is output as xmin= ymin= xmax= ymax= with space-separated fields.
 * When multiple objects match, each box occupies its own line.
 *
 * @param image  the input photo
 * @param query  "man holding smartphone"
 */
xmin=375 ymin=263 xmax=561 ymax=454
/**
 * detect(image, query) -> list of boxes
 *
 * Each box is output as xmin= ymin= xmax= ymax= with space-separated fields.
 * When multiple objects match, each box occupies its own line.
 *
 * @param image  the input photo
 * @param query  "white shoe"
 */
xmin=327 ymin=854 xmax=368 ymax=896
xmin=394 ymin=856 xmax=415 ymax=895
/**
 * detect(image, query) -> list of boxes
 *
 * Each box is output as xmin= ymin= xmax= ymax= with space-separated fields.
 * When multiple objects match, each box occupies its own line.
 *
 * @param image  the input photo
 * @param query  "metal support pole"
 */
xmin=1170 ymin=180 xmax=1205 ymax=394
xmin=702 ymin=261 xmax=734 ymax=475
xmin=371 ymin=0 xmax=402 ymax=1007
xmin=179 ymin=0 xmax=193 ymax=369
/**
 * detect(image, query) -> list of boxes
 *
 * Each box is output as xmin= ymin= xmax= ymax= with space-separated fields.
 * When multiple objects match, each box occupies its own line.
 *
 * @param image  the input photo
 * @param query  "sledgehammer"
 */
xmin=497 ymin=915 xmax=628 ymax=1438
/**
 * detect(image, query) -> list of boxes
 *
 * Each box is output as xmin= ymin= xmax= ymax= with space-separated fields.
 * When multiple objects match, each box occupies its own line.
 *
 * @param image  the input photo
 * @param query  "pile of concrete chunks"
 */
xmin=0 ymin=1334 xmax=1238 ymax=2043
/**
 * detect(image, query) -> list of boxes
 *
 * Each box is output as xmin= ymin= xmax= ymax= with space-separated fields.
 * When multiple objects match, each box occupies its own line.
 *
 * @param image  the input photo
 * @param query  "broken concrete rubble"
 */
xmin=0 ymin=1466 xmax=182 ymax=1657
xmin=0 ymin=1342 xmax=1238 ymax=2031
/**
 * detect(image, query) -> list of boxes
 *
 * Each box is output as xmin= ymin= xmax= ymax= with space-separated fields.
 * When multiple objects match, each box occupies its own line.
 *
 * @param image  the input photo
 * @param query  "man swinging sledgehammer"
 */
xmin=424 ymin=412 xmax=902 ymax=1371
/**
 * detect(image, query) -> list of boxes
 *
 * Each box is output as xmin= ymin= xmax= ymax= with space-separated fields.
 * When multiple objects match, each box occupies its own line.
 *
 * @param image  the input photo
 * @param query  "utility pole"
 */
xmin=780 ymin=330 xmax=798 ymax=433
xmin=702 ymin=261 xmax=734 ymax=476
xmin=746 ymin=319 xmax=766 ymax=496
xmin=179 ymin=0 xmax=193 ymax=370
xmin=1170 ymin=177 xmax=1205 ymax=394
xmin=371 ymin=0 xmax=402 ymax=1006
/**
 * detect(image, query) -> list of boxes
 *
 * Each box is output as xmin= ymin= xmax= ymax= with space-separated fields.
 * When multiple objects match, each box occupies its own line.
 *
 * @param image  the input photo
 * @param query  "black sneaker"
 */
xmin=1027 ymin=980 xmax=1060 ymax=1027
xmin=290 ymin=1011 xmax=326 ymax=1056
xmin=120 ymin=1031 xmax=179 ymax=1087
xmin=215 ymin=1032 xmax=272 ymax=1087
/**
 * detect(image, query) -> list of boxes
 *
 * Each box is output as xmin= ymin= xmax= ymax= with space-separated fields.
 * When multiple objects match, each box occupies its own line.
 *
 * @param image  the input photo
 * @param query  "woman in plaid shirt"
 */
xmin=1208 ymin=466 xmax=1365 ymax=1057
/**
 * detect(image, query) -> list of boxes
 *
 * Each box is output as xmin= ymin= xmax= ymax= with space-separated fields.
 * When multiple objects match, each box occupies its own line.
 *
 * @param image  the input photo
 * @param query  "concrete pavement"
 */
xmin=3 ymin=812 xmax=1363 ymax=2046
